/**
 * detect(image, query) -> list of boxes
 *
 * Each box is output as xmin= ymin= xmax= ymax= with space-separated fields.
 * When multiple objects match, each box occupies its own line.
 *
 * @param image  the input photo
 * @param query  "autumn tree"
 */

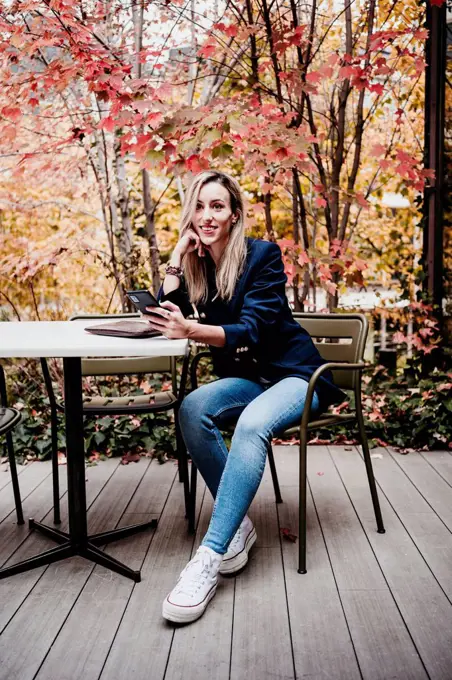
xmin=0 ymin=0 xmax=189 ymax=310
xmin=141 ymin=0 xmax=431 ymax=309
xmin=0 ymin=0 xmax=440 ymax=317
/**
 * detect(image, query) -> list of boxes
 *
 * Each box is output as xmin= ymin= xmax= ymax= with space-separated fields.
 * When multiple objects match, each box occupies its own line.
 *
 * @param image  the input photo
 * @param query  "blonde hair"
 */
xmin=179 ymin=171 xmax=247 ymax=304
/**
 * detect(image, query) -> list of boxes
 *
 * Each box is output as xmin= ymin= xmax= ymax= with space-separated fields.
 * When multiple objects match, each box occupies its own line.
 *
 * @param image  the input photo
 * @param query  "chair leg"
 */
xmin=188 ymin=461 xmax=198 ymax=534
xmin=173 ymin=406 xmax=183 ymax=484
xmin=6 ymin=432 xmax=24 ymax=525
xmin=267 ymin=441 xmax=283 ymax=504
xmin=356 ymin=403 xmax=385 ymax=534
xmin=174 ymin=407 xmax=190 ymax=518
xmin=298 ymin=429 xmax=308 ymax=574
xmin=50 ymin=409 xmax=61 ymax=524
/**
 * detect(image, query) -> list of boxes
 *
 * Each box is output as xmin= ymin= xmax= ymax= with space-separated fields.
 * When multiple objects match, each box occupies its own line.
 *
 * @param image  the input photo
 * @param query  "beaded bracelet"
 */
xmin=165 ymin=264 xmax=183 ymax=278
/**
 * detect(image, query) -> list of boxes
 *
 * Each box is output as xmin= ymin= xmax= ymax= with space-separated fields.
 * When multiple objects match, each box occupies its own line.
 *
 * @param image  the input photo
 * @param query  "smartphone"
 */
xmin=126 ymin=289 xmax=160 ymax=315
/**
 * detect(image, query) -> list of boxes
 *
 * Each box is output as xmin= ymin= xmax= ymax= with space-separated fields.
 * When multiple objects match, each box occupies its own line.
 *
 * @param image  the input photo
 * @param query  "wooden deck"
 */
xmin=1 ymin=444 xmax=452 ymax=680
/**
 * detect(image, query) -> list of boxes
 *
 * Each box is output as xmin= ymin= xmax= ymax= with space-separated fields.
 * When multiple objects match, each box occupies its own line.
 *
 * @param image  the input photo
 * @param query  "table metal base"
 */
xmin=0 ymin=517 xmax=157 ymax=582
xmin=0 ymin=357 xmax=165 ymax=583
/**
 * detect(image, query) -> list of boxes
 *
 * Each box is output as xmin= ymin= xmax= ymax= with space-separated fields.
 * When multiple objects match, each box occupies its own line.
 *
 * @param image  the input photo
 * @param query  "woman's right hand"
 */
xmin=174 ymin=228 xmax=205 ymax=259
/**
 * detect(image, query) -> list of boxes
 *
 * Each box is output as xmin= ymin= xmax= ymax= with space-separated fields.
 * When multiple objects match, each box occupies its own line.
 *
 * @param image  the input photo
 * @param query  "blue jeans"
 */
xmin=178 ymin=377 xmax=320 ymax=555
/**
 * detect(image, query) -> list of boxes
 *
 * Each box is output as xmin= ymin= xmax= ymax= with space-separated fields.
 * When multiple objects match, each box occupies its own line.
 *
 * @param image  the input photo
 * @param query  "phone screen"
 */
xmin=126 ymin=290 xmax=159 ymax=315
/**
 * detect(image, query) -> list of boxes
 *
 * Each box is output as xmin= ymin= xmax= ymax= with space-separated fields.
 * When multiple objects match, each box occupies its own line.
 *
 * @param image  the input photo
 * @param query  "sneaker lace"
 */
xmin=228 ymin=526 xmax=243 ymax=552
xmin=175 ymin=550 xmax=215 ymax=598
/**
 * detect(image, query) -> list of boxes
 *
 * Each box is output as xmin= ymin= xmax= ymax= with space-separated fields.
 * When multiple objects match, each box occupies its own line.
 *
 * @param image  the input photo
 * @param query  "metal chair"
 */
xmin=187 ymin=313 xmax=385 ymax=573
xmin=0 ymin=365 xmax=24 ymax=525
xmin=40 ymin=313 xmax=191 ymax=525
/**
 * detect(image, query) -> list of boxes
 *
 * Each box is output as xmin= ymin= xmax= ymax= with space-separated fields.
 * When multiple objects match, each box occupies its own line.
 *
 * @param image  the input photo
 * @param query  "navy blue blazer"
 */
xmin=159 ymin=237 xmax=346 ymax=411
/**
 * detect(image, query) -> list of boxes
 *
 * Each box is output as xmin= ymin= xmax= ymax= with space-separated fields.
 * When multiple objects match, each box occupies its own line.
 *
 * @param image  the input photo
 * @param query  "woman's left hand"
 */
xmin=144 ymin=300 xmax=192 ymax=339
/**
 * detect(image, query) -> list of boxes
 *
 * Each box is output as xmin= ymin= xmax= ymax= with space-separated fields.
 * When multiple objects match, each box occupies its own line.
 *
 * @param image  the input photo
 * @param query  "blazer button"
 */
xmin=234 ymin=357 xmax=240 ymax=362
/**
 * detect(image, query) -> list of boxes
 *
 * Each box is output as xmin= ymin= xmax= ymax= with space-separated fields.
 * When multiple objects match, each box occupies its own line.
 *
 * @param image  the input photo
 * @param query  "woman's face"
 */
xmin=192 ymin=181 xmax=236 ymax=254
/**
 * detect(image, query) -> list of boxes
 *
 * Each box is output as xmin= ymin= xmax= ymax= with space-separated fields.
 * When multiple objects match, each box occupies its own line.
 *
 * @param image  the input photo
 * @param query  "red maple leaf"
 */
xmin=369 ymin=83 xmax=384 ymax=96
xmin=198 ymin=43 xmax=216 ymax=58
xmin=280 ymin=527 xmax=298 ymax=543
xmin=121 ymin=452 xmax=141 ymax=465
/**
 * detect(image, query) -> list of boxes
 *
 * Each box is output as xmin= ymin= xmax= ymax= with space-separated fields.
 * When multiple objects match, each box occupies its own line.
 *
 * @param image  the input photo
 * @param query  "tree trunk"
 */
xmin=339 ymin=0 xmax=376 ymax=241
xmin=142 ymin=170 xmax=161 ymax=295
xmin=133 ymin=0 xmax=161 ymax=295
xmin=327 ymin=0 xmax=353 ymax=311
xmin=113 ymin=136 xmax=134 ymax=296
xmin=292 ymin=172 xmax=303 ymax=311
xmin=264 ymin=190 xmax=275 ymax=241
xmin=91 ymin=102 xmax=126 ymax=310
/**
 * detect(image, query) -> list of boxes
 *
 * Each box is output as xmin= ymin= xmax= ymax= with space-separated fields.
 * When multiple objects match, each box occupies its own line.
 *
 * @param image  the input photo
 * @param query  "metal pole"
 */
xmin=63 ymin=357 xmax=88 ymax=542
xmin=423 ymin=4 xmax=447 ymax=316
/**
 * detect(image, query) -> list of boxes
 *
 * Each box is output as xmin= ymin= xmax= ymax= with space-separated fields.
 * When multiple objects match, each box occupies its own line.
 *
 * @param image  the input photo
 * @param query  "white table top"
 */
xmin=0 ymin=321 xmax=189 ymax=358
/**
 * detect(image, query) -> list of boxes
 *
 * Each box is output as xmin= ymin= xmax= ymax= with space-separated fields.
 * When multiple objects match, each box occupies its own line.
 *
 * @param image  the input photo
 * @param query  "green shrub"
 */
xmin=304 ymin=362 xmax=452 ymax=451
xmin=5 ymin=359 xmax=176 ymax=462
xmin=5 ymin=350 xmax=452 ymax=461
xmin=360 ymin=365 xmax=452 ymax=450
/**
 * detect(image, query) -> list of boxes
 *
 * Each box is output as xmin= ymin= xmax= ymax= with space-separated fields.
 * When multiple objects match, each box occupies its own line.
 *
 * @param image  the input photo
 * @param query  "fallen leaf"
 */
xmin=437 ymin=383 xmax=452 ymax=391
xmin=280 ymin=527 xmax=297 ymax=542
xmin=316 ymin=471 xmax=325 ymax=476
xmin=308 ymin=437 xmax=331 ymax=445
xmin=272 ymin=437 xmax=300 ymax=445
xmin=121 ymin=452 xmax=141 ymax=465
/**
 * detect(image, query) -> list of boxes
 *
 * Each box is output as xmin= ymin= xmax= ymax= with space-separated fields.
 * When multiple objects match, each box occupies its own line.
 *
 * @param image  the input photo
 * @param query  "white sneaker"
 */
xmin=219 ymin=516 xmax=257 ymax=575
xmin=162 ymin=545 xmax=223 ymax=624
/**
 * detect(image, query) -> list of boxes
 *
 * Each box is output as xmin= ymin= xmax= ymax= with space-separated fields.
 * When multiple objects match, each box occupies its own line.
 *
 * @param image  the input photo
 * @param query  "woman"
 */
xmin=146 ymin=170 xmax=344 ymax=624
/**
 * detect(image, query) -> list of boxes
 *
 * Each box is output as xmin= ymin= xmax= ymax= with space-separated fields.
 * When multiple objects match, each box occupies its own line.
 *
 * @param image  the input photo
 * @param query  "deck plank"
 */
xmin=275 ymin=446 xmax=361 ymax=680
xmin=419 ymin=450 xmax=452 ymax=487
xmin=230 ymin=464 xmax=295 ymax=680
xmin=0 ymin=460 xmax=52 ymax=523
xmin=0 ymin=458 xmax=148 ymax=680
xmin=309 ymin=446 xmax=427 ymax=680
xmin=0 ymin=448 xmax=451 ymax=679
xmin=388 ymin=448 xmax=452 ymax=531
xmin=34 ymin=459 xmax=177 ymax=680
xmin=165 ymin=489 xmax=234 ymax=680
xmin=0 ymin=458 xmax=120 ymax=633
xmin=367 ymin=447 xmax=452 ymax=600
xmin=330 ymin=444 xmax=452 ymax=679
xmin=98 ymin=472 xmax=204 ymax=680
xmin=0 ymin=459 xmax=26 ymax=492
xmin=0 ymin=465 xmax=68 ymax=568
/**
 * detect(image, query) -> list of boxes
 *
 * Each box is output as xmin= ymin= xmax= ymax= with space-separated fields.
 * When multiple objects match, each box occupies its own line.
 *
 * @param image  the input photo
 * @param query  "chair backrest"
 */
xmin=0 ymin=407 xmax=21 ymax=436
xmin=0 ymin=366 xmax=21 ymax=435
xmin=70 ymin=314 xmax=174 ymax=379
xmin=293 ymin=313 xmax=368 ymax=390
xmin=0 ymin=364 xmax=8 ymax=407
